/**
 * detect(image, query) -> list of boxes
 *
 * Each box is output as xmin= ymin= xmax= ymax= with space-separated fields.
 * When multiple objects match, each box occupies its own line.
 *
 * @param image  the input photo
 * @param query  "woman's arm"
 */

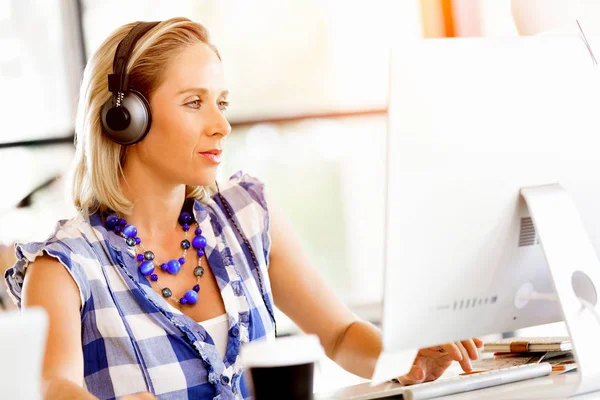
xmin=266 ymin=196 xmax=380 ymax=378
xmin=23 ymin=256 xmax=157 ymax=400
xmin=266 ymin=195 xmax=483 ymax=383
xmin=22 ymin=255 xmax=96 ymax=399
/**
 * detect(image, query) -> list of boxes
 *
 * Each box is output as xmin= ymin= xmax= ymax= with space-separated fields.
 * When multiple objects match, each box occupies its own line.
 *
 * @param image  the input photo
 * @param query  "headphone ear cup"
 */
xmin=101 ymin=90 xmax=152 ymax=145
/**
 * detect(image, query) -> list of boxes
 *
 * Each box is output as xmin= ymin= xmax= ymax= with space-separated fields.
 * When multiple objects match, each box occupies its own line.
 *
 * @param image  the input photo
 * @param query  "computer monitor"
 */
xmin=0 ymin=308 xmax=48 ymax=399
xmin=374 ymin=35 xmax=600 ymax=396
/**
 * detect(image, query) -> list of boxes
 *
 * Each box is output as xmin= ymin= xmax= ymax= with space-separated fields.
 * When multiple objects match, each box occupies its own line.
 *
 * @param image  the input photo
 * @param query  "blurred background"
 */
xmin=1 ymin=0 xmax=596 ymax=392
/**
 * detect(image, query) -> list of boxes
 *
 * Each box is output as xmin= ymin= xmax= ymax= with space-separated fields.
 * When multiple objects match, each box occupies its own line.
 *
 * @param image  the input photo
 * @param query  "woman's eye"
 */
xmin=218 ymin=101 xmax=229 ymax=111
xmin=185 ymin=99 xmax=202 ymax=109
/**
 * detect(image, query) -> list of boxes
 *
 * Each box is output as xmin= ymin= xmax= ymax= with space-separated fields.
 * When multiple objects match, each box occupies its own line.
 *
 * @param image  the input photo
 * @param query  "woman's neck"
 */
xmin=119 ymin=158 xmax=186 ymax=242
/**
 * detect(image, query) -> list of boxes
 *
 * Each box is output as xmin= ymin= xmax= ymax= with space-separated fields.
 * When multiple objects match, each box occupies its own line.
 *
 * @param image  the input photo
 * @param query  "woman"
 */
xmin=5 ymin=18 xmax=482 ymax=399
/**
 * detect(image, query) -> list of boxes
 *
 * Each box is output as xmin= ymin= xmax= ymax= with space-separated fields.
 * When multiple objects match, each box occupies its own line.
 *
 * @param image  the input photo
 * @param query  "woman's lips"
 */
xmin=199 ymin=152 xmax=222 ymax=164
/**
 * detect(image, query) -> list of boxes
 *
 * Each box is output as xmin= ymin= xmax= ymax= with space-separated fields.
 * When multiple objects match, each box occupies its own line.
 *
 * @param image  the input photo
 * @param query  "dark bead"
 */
xmin=105 ymin=215 xmax=119 ymax=229
xmin=167 ymin=260 xmax=181 ymax=274
xmin=179 ymin=257 xmax=186 ymax=265
xmin=193 ymin=284 xmax=200 ymax=292
xmin=178 ymin=211 xmax=193 ymax=225
xmin=220 ymin=375 xmax=230 ymax=385
xmin=139 ymin=261 xmax=155 ymax=276
xmin=123 ymin=224 xmax=138 ymax=238
xmin=195 ymin=227 xmax=202 ymax=236
xmin=126 ymin=237 xmax=136 ymax=247
xmin=184 ymin=290 xmax=198 ymax=305
xmin=119 ymin=218 xmax=127 ymax=226
xmin=161 ymin=263 xmax=168 ymax=271
xmin=192 ymin=236 xmax=207 ymax=250
xmin=194 ymin=267 xmax=205 ymax=277
xmin=179 ymin=297 xmax=188 ymax=305
xmin=114 ymin=226 xmax=122 ymax=234
xmin=162 ymin=288 xmax=172 ymax=298
xmin=181 ymin=239 xmax=191 ymax=250
xmin=150 ymin=274 xmax=158 ymax=282
xmin=135 ymin=237 xmax=141 ymax=245
xmin=182 ymin=223 xmax=190 ymax=231
xmin=137 ymin=254 xmax=144 ymax=262
xmin=144 ymin=251 xmax=155 ymax=261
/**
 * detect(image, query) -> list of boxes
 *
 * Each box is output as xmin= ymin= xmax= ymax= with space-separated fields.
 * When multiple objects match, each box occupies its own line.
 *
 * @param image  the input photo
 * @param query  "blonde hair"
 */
xmin=69 ymin=17 xmax=219 ymax=217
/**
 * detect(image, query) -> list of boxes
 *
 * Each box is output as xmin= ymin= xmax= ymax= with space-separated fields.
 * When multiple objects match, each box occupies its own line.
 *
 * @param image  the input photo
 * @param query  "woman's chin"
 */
xmin=186 ymin=175 xmax=218 ymax=187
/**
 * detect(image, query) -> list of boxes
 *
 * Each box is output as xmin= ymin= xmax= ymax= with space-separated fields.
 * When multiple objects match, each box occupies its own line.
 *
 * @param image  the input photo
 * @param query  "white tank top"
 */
xmin=198 ymin=314 xmax=229 ymax=359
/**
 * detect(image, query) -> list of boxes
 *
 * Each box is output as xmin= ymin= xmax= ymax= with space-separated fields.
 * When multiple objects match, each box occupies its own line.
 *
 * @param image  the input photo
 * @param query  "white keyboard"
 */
xmin=326 ymin=362 xmax=553 ymax=400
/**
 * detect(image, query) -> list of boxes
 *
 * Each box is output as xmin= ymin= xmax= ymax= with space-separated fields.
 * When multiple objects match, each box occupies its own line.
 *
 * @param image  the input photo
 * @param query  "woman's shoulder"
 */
xmin=6 ymin=213 xmax=94 ymax=309
xmin=215 ymin=170 xmax=268 ymax=212
xmin=16 ymin=214 xmax=91 ymax=256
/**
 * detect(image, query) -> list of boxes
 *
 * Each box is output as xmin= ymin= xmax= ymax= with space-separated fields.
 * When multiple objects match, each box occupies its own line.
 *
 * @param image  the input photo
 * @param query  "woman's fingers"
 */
xmin=398 ymin=365 xmax=426 ymax=386
xmin=420 ymin=343 xmax=463 ymax=361
xmin=441 ymin=343 xmax=463 ymax=362
xmin=473 ymin=338 xmax=484 ymax=348
xmin=455 ymin=341 xmax=473 ymax=372
xmin=461 ymin=339 xmax=480 ymax=360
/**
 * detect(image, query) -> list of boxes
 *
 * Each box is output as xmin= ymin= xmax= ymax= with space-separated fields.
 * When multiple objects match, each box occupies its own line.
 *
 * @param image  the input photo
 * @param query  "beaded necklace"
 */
xmin=104 ymin=210 xmax=206 ymax=306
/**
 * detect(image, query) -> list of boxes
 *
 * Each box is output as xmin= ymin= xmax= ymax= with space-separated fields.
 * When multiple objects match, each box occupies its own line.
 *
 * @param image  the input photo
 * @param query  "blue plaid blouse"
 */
xmin=4 ymin=171 xmax=276 ymax=400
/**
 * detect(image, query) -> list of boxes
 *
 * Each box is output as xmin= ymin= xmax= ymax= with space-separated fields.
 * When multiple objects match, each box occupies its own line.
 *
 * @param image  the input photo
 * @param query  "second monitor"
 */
xmin=376 ymin=35 xmax=600 ymax=396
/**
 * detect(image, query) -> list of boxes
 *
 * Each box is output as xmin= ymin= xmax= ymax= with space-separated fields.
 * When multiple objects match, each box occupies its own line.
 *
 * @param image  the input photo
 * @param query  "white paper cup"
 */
xmin=239 ymin=334 xmax=324 ymax=399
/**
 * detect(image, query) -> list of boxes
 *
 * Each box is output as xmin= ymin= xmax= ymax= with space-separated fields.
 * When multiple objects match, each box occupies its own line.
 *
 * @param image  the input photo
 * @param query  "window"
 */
xmin=0 ymin=0 xmax=83 ymax=143
xmin=222 ymin=114 xmax=387 ymax=308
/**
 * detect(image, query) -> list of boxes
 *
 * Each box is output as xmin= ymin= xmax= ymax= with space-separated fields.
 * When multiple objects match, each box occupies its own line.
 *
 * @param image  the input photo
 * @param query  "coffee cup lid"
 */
xmin=239 ymin=334 xmax=324 ymax=368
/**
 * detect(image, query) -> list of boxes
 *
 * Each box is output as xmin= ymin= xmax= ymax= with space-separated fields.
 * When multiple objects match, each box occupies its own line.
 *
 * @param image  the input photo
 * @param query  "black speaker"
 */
xmin=101 ymin=21 xmax=160 ymax=145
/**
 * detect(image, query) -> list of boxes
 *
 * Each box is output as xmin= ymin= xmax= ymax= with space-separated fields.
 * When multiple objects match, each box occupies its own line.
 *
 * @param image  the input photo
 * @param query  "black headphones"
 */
xmin=101 ymin=21 xmax=160 ymax=145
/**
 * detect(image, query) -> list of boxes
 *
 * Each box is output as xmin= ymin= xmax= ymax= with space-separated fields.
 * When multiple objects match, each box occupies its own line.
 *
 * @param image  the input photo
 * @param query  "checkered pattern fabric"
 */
xmin=5 ymin=171 xmax=276 ymax=400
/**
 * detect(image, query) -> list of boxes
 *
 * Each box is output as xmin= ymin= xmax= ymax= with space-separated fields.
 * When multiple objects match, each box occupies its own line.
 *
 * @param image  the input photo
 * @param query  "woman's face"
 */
xmin=131 ymin=42 xmax=231 ymax=186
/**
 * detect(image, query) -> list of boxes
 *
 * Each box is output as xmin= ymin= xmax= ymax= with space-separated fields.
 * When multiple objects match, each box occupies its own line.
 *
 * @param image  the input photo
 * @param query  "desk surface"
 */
xmin=316 ymin=370 xmax=600 ymax=399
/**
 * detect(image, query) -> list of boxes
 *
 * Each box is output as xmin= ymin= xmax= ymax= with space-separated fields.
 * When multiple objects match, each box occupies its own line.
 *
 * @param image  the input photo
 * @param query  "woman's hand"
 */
xmin=120 ymin=393 xmax=157 ymax=400
xmin=398 ymin=338 xmax=484 ymax=386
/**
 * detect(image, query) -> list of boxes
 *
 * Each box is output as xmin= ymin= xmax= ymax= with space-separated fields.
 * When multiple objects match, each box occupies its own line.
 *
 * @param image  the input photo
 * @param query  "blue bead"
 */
xmin=114 ymin=226 xmax=122 ymax=234
xmin=150 ymin=274 xmax=158 ymax=282
xmin=179 ymin=298 xmax=188 ymax=305
xmin=182 ymin=223 xmax=190 ymax=231
xmin=179 ymin=257 xmax=186 ymax=265
xmin=139 ymin=261 xmax=155 ymax=276
xmin=161 ymin=263 xmax=168 ymax=271
xmin=136 ymin=254 xmax=144 ymax=262
xmin=179 ymin=212 xmax=193 ymax=225
xmin=197 ymin=249 xmax=205 ymax=257
xmin=105 ymin=215 xmax=119 ymax=229
xmin=167 ymin=259 xmax=181 ymax=274
xmin=195 ymin=227 xmax=203 ymax=235
xmin=193 ymin=285 xmax=200 ymax=292
xmin=135 ymin=237 xmax=141 ymax=244
xmin=184 ymin=290 xmax=198 ymax=305
xmin=123 ymin=224 xmax=138 ymax=238
xmin=119 ymin=218 xmax=127 ymax=226
xmin=192 ymin=235 xmax=207 ymax=250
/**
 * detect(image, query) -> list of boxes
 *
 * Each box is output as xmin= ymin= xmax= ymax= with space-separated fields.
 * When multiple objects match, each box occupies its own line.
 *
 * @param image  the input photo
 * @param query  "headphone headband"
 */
xmin=108 ymin=21 xmax=160 ymax=93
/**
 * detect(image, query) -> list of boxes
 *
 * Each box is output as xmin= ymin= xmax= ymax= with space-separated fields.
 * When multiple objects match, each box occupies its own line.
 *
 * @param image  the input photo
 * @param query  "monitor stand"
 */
xmin=521 ymin=183 xmax=600 ymax=396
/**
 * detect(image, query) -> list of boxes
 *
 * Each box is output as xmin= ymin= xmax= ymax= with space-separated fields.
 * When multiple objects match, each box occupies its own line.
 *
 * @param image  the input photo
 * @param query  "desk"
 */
xmin=315 ymin=369 xmax=599 ymax=399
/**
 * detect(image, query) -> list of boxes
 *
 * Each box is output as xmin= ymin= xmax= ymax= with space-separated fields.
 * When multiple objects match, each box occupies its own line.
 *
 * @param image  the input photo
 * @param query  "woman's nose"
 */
xmin=205 ymin=106 xmax=231 ymax=138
